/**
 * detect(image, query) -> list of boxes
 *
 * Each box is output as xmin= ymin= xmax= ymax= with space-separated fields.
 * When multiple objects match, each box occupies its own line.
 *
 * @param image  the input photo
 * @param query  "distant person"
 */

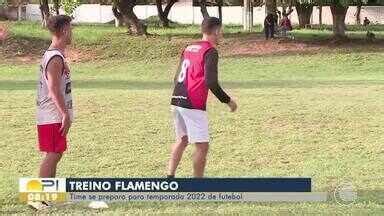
xmin=363 ymin=17 xmax=370 ymax=26
xmin=0 ymin=24 xmax=8 ymax=41
xmin=29 ymin=15 xmax=74 ymax=210
xmin=264 ymin=13 xmax=275 ymax=39
xmin=168 ymin=17 xmax=237 ymax=178
xmin=280 ymin=14 xmax=292 ymax=37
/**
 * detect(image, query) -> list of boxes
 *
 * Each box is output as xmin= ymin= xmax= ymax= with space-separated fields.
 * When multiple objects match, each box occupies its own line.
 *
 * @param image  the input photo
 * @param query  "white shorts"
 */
xmin=171 ymin=105 xmax=209 ymax=143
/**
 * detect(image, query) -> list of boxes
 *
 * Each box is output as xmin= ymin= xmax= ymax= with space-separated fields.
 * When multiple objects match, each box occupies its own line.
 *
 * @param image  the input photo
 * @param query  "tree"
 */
xmin=39 ymin=0 xmax=50 ymax=27
xmin=295 ymin=1 xmax=313 ymax=28
xmin=279 ymin=0 xmax=294 ymax=17
xmin=112 ymin=3 xmax=124 ymax=26
xmin=113 ymin=0 xmax=147 ymax=35
xmin=265 ymin=0 xmax=277 ymax=14
xmin=197 ymin=0 xmax=224 ymax=21
xmin=62 ymin=0 xmax=80 ymax=18
xmin=243 ymin=0 xmax=253 ymax=31
xmin=318 ymin=3 xmax=323 ymax=25
xmin=53 ymin=0 xmax=60 ymax=15
xmin=200 ymin=0 xmax=209 ymax=19
xmin=299 ymin=0 xmax=368 ymax=37
xmin=330 ymin=2 xmax=348 ymax=37
xmin=355 ymin=0 xmax=362 ymax=24
xmin=217 ymin=0 xmax=222 ymax=22
xmin=156 ymin=0 xmax=177 ymax=27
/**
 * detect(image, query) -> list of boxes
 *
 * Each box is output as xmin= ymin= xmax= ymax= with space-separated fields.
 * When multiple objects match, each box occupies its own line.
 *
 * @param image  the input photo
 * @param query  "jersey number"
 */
xmin=177 ymin=59 xmax=190 ymax=83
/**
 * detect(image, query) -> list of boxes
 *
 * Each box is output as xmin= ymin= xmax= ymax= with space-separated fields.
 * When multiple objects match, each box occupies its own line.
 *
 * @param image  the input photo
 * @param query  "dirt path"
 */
xmin=220 ymin=37 xmax=322 ymax=57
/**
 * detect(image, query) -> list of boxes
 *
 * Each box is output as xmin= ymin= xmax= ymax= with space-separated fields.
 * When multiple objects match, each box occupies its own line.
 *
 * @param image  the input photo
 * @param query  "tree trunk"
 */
xmin=112 ymin=4 xmax=124 ymax=27
xmin=122 ymin=9 xmax=146 ymax=35
xmin=156 ymin=0 xmax=177 ymax=27
xmin=163 ymin=0 xmax=176 ymax=19
xmin=114 ymin=0 xmax=147 ymax=35
xmin=217 ymin=0 xmax=222 ymax=23
xmin=265 ymin=0 xmax=276 ymax=15
xmin=356 ymin=5 xmax=361 ymax=25
xmin=330 ymin=4 xmax=348 ymax=38
xmin=295 ymin=3 xmax=313 ymax=28
xmin=53 ymin=0 xmax=60 ymax=15
xmin=319 ymin=5 xmax=322 ymax=25
xmin=39 ymin=0 xmax=50 ymax=27
xmin=200 ymin=0 xmax=209 ymax=19
xmin=243 ymin=0 xmax=253 ymax=31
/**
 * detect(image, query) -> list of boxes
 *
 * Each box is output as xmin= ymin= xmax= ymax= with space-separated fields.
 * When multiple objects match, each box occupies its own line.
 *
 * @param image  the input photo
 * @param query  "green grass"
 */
xmin=291 ymin=29 xmax=384 ymax=41
xmin=311 ymin=24 xmax=384 ymax=32
xmin=3 ymin=22 xmax=256 ymax=62
xmin=0 ymin=22 xmax=384 ymax=214
xmin=3 ymin=21 xmax=384 ymax=61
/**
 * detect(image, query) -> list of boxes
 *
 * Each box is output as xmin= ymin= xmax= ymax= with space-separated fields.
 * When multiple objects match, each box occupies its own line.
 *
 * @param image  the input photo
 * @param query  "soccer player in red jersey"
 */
xmin=167 ymin=17 xmax=237 ymax=178
xmin=30 ymin=15 xmax=73 ymax=210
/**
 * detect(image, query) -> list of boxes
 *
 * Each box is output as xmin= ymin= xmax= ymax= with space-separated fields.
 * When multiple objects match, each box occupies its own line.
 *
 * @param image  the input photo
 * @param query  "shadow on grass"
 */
xmin=2 ymin=79 xmax=384 ymax=91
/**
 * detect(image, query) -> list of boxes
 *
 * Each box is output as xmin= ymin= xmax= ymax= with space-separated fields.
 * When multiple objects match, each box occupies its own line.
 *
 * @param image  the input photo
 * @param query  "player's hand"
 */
xmin=227 ymin=99 xmax=237 ymax=112
xmin=60 ymin=113 xmax=71 ymax=136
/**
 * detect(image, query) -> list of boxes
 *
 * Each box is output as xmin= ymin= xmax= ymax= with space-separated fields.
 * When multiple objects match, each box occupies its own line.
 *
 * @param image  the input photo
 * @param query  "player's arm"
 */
xmin=174 ymin=56 xmax=183 ymax=84
xmin=46 ymin=56 xmax=71 ymax=135
xmin=174 ymin=51 xmax=185 ymax=84
xmin=204 ymin=49 xmax=237 ymax=112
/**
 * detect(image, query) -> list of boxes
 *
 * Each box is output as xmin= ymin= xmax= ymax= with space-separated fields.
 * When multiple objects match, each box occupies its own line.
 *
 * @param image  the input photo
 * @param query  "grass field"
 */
xmin=0 ymin=22 xmax=384 ymax=215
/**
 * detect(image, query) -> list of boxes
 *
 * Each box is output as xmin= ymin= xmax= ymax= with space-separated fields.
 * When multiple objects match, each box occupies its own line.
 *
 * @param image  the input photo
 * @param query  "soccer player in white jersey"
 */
xmin=29 ymin=15 xmax=73 ymax=210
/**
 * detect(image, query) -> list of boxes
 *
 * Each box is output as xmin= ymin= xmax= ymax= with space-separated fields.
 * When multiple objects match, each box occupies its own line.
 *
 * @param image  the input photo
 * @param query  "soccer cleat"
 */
xmin=27 ymin=201 xmax=50 ymax=210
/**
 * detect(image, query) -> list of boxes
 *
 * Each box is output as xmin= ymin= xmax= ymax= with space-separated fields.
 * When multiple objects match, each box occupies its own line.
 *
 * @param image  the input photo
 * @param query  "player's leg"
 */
xmin=265 ymin=27 xmax=269 ymax=39
xmin=193 ymin=142 xmax=209 ymax=178
xmin=167 ymin=135 xmax=188 ymax=177
xmin=181 ymin=108 xmax=209 ymax=177
xmin=167 ymin=106 xmax=189 ymax=177
xmin=29 ymin=123 xmax=66 ymax=210
xmin=39 ymin=152 xmax=63 ymax=177
xmin=37 ymin=123 xmax=67 ymax=178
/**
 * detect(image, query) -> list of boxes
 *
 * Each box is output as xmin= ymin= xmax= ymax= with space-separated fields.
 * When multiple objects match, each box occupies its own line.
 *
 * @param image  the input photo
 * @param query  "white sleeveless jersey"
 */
xmin=36 ymin=49 xmax=73 ymax=125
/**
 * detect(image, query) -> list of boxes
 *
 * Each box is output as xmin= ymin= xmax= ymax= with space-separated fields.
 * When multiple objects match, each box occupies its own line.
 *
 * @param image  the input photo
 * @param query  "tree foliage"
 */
xmin=62 ymin=0 xmax=81 ymax=17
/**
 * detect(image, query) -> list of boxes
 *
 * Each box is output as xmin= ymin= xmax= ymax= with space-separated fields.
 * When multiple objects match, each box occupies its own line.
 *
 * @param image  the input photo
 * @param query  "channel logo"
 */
xmin=19 ymin=178 xmax=67 ymax=202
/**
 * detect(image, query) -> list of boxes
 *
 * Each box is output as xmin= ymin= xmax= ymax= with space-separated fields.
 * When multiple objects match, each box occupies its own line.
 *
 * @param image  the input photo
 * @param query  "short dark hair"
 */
xmin=47 ymin=15 xmax=72 ymax=34
xmin=201 ymin=17 xmax=221 ymax=34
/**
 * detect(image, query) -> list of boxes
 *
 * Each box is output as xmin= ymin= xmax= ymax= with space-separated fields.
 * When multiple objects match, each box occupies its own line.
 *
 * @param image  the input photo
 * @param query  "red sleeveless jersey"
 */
xmin=171 ymin=41 xmax=214 ymax=110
